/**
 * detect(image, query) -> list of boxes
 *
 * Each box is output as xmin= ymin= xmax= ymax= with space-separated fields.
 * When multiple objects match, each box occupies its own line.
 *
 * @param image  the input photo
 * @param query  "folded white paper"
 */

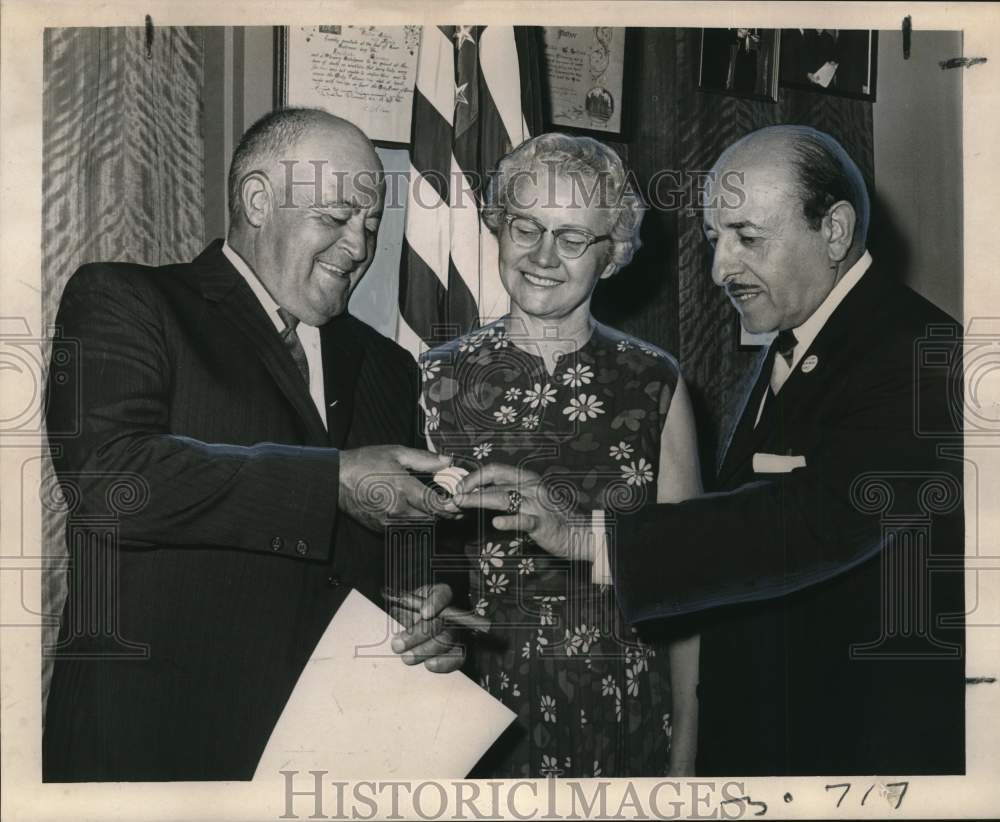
xmin=254 ymin=590 xmax=514 ymax=780
xmin=753 ymin=452 xmax=807 ymax=474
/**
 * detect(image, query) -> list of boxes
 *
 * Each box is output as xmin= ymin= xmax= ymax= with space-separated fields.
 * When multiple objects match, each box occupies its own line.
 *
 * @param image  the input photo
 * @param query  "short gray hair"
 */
xmin=227 ymin=107 xmax=332 ymax=221
xmin=482 ymin=133 xmax=646 ymax=270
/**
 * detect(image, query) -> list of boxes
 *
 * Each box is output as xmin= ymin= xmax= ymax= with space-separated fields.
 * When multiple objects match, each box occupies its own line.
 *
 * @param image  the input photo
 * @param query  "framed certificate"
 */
xmin=541 ymin=26 xmax=632 ymax=139
xmin=274 ymin=25 xmax=421 ymax=148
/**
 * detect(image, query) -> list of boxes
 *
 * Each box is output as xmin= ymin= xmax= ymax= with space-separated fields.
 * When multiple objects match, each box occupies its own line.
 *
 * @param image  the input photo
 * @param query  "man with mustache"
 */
xmin=43 ymin=108 xmax=462 ymax=781
xmin=455 ymin=125 xmax=965 ymax=776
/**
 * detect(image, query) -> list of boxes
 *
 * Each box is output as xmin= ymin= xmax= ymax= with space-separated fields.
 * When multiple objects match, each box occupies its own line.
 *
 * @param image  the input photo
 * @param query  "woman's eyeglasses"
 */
xmin=502 ymin=213 xmax=611 ymax=260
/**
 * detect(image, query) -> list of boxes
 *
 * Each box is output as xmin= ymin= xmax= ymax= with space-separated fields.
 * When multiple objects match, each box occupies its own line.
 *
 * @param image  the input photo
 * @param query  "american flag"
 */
xmin=396 ymin=25 xmax=541 ymax=358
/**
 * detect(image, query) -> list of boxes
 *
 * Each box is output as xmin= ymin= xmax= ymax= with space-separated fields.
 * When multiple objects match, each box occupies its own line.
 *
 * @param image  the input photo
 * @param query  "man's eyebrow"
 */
xmin=723 ymin=219 xmax=765 ymax=231
xmin=314 ymin=200 xmax=382 ymax=214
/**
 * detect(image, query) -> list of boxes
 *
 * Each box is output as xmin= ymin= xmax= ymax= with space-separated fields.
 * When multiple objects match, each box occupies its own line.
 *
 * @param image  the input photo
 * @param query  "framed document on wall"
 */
xmin=274 ymin=25 xmax=421 ymax=148
xmin=541 ymin=26 xmax=631 ymax=139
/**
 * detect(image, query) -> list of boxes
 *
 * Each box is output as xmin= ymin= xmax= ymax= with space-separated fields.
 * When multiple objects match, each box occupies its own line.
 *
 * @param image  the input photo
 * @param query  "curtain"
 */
xmin=40 ymin=25 xmax=206 ymax=711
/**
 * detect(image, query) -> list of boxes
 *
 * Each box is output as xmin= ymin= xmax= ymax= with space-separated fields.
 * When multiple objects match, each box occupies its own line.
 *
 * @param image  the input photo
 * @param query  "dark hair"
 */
xmin=227 ymin=107 xmax=332 ymax=221
xmin=785 ymin=126 xmax=870 ymax=245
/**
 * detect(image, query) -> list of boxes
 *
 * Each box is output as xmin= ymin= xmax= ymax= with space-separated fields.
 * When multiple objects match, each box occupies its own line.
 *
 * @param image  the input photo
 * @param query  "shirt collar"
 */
xmin=788 ymin=249 xmax=872 ymax=367
xmin=222 ymin=241 xmax=285 ymax=334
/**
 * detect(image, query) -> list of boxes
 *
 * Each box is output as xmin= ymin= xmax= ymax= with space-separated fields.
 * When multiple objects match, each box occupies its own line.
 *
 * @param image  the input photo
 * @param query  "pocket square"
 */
xmin=752 ymin=452 xmax=807 ymax=474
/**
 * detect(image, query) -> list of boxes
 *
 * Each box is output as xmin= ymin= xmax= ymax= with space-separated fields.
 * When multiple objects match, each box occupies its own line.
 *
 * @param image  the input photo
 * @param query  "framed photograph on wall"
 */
xmin=274 ymin=25 xmax=421 ymax=148
xmin=541 ymin=26 xmax=632 ymax=139
xmin=779 ymin=29 xmax=878 ymax=101
xmin=698 ymin=28 xmax=780 ymax=102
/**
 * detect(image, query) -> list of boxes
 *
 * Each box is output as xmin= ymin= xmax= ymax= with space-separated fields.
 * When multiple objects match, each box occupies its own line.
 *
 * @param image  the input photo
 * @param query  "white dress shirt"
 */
xmin=222 ymin=242 xmax=328 ymax=428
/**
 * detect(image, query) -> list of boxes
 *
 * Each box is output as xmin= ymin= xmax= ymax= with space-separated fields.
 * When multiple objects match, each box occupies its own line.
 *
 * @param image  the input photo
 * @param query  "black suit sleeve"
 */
xmin=47 ymin=266 xmax=341 ymax=559
xmin=389 ymin=371 xmax=473 ymax=604
xmin=611 ymin=331 xmax=961 ymax=623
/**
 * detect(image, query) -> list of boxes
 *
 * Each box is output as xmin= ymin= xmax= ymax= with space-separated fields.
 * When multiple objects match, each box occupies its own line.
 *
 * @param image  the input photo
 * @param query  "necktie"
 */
xmin=768 ymin=328 xmax=798 ymax=395
xmin=277 ymin=307 xmax=310 ymax=386
xmin=756 ymin=328 xmax=798 ymax=427
xmin=774 ymin=328 xmax=797 ymax=367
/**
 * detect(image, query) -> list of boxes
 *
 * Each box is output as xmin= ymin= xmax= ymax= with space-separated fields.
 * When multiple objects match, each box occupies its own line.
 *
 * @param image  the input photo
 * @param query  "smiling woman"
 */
xmin=419 ymin=133 xmax=704 ymax=779
xmin=480 ymin=132 xmax=646 ymax=360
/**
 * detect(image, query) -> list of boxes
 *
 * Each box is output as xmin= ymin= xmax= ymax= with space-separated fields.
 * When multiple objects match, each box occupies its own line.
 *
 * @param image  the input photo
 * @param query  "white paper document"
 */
xmin=254 ymin=590 xmax=515 ymax=779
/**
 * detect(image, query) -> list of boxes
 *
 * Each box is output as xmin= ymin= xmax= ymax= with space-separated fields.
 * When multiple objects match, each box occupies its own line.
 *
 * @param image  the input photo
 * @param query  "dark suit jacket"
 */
xmin=43 ymin=240 xmax=420 ymax=781
xmin=612 ymin=264 xmax=965 ymax=775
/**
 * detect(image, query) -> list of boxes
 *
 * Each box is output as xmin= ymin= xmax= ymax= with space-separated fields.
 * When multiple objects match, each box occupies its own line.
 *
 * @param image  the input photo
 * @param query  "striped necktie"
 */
xmin=277 ymin=307 xmax=310 ymax=386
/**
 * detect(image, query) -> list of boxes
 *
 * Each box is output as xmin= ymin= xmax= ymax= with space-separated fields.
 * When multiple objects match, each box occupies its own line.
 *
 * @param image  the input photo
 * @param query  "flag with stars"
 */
xmin=396 ymin=25 xmax=543 ymax=358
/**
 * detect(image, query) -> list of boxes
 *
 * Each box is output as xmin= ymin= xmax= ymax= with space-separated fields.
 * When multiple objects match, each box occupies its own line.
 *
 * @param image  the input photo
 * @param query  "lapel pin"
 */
xmin=329 ymin=400 xmax=338 ymax=408
xmin=801 ymin=354 xmax=819 ymax=373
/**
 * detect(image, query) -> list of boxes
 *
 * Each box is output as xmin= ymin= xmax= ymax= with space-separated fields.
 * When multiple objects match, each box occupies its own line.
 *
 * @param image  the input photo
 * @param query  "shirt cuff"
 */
xmin=589 ymin=509 xmax=613 ymax=585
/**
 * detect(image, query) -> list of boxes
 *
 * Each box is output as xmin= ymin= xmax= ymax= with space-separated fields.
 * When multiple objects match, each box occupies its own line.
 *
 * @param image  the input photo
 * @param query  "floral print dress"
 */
xmin=420 ymin=318 xmax=680 ymax=778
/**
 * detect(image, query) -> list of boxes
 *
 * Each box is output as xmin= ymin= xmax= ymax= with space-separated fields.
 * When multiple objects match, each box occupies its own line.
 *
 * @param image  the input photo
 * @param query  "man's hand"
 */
xmin=452 ymin=464 xmax=591 ymax=561
xmin=338 ymin=446 xmax=457 ymax=531
xmin=388 ymin=584 xmax=466 ymax=673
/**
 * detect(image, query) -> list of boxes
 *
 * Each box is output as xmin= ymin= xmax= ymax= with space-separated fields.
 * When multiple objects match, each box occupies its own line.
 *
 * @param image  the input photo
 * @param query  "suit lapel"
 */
xmin=320 ymin=315 xmax=365 ymax=447
xmin=191 ymin=241 xmax=330 ymax=445
xmin=718 ymin=344 xmax=776 ymax=486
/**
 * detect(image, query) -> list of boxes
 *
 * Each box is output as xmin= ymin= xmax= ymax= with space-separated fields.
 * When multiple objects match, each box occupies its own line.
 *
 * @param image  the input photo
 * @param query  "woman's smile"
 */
xmin=521 ymin=270 xmax=563 ymax=288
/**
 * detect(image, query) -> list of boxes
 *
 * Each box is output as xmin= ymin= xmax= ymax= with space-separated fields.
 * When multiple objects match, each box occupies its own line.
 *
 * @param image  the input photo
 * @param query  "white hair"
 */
xmin=482 ymin=133 xmax=646 ymax=270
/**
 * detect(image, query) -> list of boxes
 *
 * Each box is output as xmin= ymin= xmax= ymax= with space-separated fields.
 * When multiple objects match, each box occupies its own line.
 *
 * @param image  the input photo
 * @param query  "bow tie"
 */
xmin=774 ymin=328 xmax=798 ymax=367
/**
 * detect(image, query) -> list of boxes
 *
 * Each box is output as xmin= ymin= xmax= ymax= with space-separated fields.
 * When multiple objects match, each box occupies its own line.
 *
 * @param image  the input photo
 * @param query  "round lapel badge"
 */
xmin=801 ymin=354 xmax=819 ymax=373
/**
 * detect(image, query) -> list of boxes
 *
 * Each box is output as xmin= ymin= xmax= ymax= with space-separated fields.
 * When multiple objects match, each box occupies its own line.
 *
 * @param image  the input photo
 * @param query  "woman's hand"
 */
xmin=452 ymin=463 xmax=593 ymax=562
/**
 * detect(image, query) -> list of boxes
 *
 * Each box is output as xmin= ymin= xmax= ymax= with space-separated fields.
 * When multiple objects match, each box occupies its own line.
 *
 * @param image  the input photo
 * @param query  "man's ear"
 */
xmin=824 ymin=201 xmax=856 ymax=263
xmin=599 ymin=260 xmax=619 ymax=280
xmin=240 ymin=172 xmax=273 ymax=229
